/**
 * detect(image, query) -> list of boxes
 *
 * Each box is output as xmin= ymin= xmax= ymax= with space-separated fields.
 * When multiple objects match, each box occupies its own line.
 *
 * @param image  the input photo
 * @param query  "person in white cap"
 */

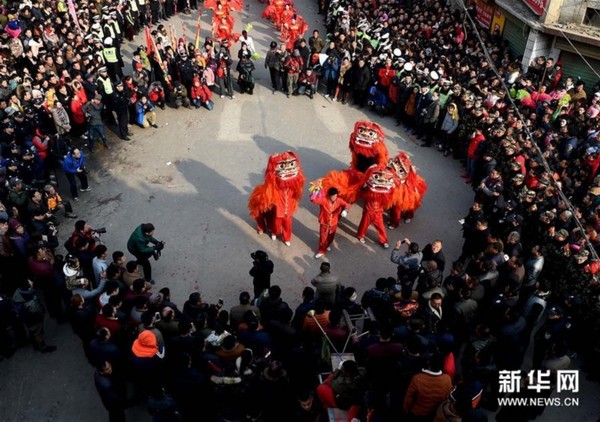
xmin=102 ymin=37 xmax=123 ymax=81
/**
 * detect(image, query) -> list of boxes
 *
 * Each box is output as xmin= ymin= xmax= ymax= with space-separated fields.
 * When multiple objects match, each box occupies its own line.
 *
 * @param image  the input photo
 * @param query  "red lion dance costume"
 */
xmin=349 ymin=120 xmax=389 ymax=175
xmin=248 ymin=151 xmax=305 ymax=246
xmin=311 ymin=164 xmax=395 ymax=248
xmin=319 ymin=120 xmax=390 ymax=201
xmin=356 ymin=164 xmax=396 ymax=247
xmin=387 ymin=152 xmax=428 ymax=227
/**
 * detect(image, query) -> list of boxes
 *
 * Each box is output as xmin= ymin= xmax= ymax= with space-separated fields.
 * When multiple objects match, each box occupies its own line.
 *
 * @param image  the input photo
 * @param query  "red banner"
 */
xmin=523 ymin=0 xmax=548 ymax=16
xmin=475 ymin=0 xmax=494 ymax=29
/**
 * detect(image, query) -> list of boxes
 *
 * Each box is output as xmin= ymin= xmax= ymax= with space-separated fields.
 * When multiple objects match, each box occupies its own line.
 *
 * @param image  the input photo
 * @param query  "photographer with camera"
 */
xmin=190 ymin=76 xmax=214 ymax=110
xmin=216 ymin=40 xmax=235 ymax=99
xmin=249 ymin=250 xmax=274 ymax=299
xmin=169 ymin=81 xmax=191 ymax=109
xmin=63 ymin=148 xmax=91 ymax=202
xmin=67 ymin=220 xmax=102 ymax=254
xmin=391 ymin=238 xmax=423 ymax=285
xmin=236 ymin=55 xmax=256 ymax=95
xmin=82 ymin=94 xmax=110 ymax=152
xmin=135 ymin=93 xmax=159 ymax=129
xmin=127 ymin=223 xmax=165 ymax=283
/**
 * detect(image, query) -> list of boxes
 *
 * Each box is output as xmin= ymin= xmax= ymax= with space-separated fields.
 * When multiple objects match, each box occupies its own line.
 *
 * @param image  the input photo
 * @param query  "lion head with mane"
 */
xmin=248 ymin=151 xmax=305 ymax=219
xmin=349 ymin=121 xmax=389 ymax=173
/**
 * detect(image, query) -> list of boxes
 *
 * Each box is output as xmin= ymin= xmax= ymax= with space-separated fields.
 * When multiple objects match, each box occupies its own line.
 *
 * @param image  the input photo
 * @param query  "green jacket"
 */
xmin=7 ymin=188 xmax=28 ymax=210
xmin=127 ymin=225 xmax=159 ymax=255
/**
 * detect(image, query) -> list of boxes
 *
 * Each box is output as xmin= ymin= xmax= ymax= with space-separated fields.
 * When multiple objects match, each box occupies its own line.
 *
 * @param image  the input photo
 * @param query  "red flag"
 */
xmin=145 ymin=27 xmax=155 ymax=57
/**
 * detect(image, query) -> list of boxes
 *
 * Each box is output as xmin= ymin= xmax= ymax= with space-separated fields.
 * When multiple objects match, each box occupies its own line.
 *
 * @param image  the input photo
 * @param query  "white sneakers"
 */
xmin=383 ymin=243 xmax=390 ymax=249
xmin=284 ymin=241 xmax=291 ymax=247
xmin=271 ymin=235 xmax=276 ymax=241
xmin=359 ymin=238 xmax=366 ymax=244
xmin=326 ymin=247 xmax=331 ymax=251
xmin=314 ymin=253 xmax=324 ymax=259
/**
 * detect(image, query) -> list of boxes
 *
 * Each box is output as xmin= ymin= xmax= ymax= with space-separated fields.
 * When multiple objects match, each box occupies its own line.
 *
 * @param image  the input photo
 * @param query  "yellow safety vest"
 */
xmin=97 ymin=76 xmax=114 ymax=95
xmin=111 ymin=21 xmax=121 ymax=36
xmin=103 ymin=47 xmax=118 ymax=63
xmin=104 ymin=24 xmax=116 ymax=39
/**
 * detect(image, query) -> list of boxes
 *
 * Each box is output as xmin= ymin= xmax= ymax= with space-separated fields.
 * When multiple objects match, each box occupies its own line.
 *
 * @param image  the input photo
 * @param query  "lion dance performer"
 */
xmin=248 ymin=151 xmax=305 ymax=246
xmin=309 ymin=185 xmax=350 ymax=259
xmin=387 ymin=152 xmax=428 ymax=227
xmin=318 ymin=120 xmax=390 ymax=202
xmin=349 ymin=120 xmax=389 ymax=175
xmin=355 ymin=164 xmax=396 ymax=248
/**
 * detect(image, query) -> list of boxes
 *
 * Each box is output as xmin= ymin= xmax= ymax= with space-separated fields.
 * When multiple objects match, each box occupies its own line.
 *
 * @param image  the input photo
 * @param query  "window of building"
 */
xmin=583 ymin=7 xmax=600 ymax=28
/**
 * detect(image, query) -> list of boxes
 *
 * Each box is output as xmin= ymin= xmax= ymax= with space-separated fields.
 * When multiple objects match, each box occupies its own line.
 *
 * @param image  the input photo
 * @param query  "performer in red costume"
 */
xmin=282 ymin=16 xmax=308 ymax=50
xmin=214 ymin=17 xmax=233 ymax=42
xmin=387 ymin=151 xmax=428 ymax=227
xmin=213 ymin=2 xmax=235 ymax=28
xmin=356 ymin=164 xmax=396 ymax=248
xmin=310 ymin=187 xmax=350 ymax=259
xmin=262 ymin=0 xmax=277 ymax=22
xmin=272 ymin=0 xmax=287 ymax=30
xmin=320 ymin=120 xmax=389 ymax=200
xmin=349 ymin=120 xmax=389 ymax=174
xmin=248 ymin=151 xmax=305 ymax=246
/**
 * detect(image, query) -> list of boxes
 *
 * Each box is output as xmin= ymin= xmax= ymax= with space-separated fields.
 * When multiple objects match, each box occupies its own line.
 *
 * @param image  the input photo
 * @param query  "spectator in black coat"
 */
xmin=421 ymin=240 xmax=446 ymax=275
xmin=249 ymin=250 xmax=274 ymax=298
xmin=94 ymin=361 xmax=127 ymax=422
xmin=350 ymin=57 xmax=371 ymax=107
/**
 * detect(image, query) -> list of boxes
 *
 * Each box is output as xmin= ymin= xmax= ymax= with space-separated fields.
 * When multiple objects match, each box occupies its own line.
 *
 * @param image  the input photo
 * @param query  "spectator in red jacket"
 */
xmin=377 ymin=58 xmax=396 ymax=89
xmin=465 ymin=129 xmax=486 ymax=184
xmin=190 ymin=77 xmax=214 ymax=110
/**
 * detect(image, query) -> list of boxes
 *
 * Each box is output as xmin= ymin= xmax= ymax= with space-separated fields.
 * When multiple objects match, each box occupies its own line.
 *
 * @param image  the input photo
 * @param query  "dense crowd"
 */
xmin=1 ymin=0 xmax=600 ymax=420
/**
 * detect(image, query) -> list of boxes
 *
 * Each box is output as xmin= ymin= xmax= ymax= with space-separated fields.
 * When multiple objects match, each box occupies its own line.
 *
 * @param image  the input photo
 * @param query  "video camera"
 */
xmin=251 ymin=250 xmax=268 ymax=262
xmin=153 ymin=241 xmax=166 ymax=261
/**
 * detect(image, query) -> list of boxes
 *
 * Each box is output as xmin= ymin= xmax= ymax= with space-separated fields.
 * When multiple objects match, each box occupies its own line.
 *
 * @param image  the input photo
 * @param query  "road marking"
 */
xmin=217 ymin=99 xmax=254 ymax=142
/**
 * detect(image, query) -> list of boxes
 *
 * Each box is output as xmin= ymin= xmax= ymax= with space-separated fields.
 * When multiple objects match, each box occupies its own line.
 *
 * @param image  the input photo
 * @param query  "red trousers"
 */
xmin=256 ymin=210 xmax=274 ymax=234
xmin=256 ymin=211 xmax=293 ymax=242
xmin=318 ymin=224 xmax=337 ymax=253
xmin=274 ymin=215 xmax=293 ymax=242
xmin=357 ymin=209 xmax=388 ymax=244
xmin=389 ymin=206 xmax=415 ymax=228
xmin=316 ymin=380 xmax=361 ymax=421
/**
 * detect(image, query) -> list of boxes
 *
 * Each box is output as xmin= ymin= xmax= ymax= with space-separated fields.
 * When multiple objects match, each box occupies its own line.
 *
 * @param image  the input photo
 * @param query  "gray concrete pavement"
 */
xmin=1 ymin=1 xmax=598 ymax=421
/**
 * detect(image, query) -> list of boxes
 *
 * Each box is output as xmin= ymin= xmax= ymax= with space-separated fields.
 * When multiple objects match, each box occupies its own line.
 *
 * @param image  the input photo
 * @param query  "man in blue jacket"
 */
xmin=62 ymin=148 xmax=91 ymax=201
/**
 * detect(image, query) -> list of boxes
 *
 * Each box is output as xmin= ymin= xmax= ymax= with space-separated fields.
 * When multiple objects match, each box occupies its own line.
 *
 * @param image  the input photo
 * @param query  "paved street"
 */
xmin=0 ymin=1 xmax=599 ymax=421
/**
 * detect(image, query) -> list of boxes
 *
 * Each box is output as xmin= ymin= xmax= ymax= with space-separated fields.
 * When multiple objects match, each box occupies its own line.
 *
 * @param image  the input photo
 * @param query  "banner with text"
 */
xmin=523 ymin=0 xmax=548 ymax=16
xmin=476 ymin=0 xmax=495 ymax=30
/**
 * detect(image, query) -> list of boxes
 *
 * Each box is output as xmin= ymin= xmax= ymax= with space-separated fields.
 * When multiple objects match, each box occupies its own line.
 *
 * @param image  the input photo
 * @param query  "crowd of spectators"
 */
xmin=1 ymin=0 xmax=600 ymax=420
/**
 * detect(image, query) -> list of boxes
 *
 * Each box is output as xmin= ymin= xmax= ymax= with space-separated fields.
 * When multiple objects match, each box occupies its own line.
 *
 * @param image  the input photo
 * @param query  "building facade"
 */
xmin=462 ymin=0 xmax=600 ymax=92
